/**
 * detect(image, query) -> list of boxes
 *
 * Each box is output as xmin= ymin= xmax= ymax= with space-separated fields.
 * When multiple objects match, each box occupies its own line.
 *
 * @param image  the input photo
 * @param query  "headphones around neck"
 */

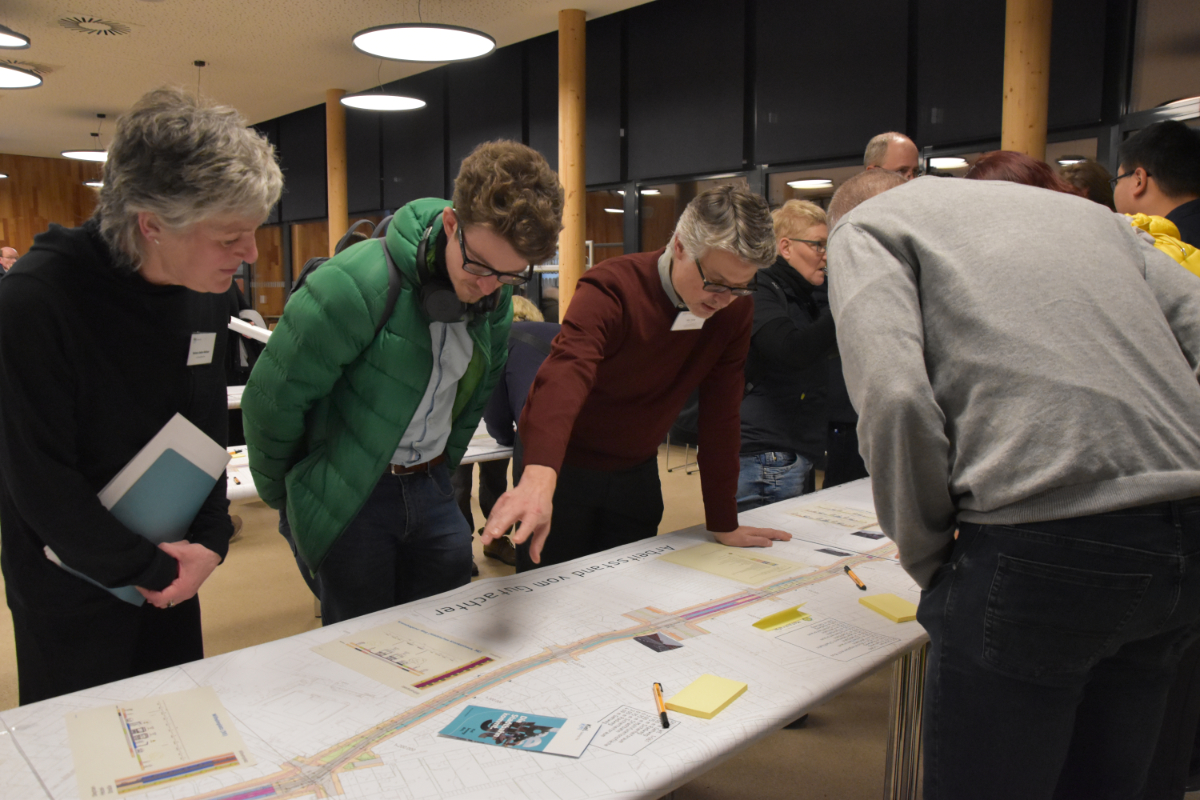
xmin=414 ymin=218 xmax=499 ymax=323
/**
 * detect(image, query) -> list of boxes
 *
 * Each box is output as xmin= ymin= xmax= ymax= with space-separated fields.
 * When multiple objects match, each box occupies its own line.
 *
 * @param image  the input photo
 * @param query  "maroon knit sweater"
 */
xmin=518 ymin=248 xmax=752 ymax=533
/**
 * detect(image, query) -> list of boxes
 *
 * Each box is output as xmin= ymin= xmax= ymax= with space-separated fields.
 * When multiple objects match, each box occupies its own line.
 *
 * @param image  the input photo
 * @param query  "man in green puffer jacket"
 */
xmin=242 ymin=141 xmax=563 ymax=624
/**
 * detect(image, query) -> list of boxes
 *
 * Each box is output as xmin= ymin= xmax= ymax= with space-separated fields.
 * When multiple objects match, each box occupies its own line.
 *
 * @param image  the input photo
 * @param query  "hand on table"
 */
xmin=137 ymin=540 xmax=221 ymax=609
xmin=713 ymin=525 xmax=793 ymax=548
xmin=482 ymin=465 xmax=557 ymax=564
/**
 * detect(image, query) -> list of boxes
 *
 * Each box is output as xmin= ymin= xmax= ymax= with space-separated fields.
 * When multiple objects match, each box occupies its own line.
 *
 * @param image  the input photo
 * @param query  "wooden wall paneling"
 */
xmin=0 ymin=153 xmax=101 ymax=256
xmin=585 ymin=191 xmax=625 ymax=260
xmin=251 ymin=225 xmax=285 ymax=319
xmin=291 ymin=220 xmax=330 ymax=282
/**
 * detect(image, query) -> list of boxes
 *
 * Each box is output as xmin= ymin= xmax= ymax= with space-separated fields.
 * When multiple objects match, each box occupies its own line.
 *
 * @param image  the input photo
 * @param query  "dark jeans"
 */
xmin=736 ymin=451 xmax=814 ymax=513
xmin=516 ymin=457 xmax=663 ymax=572
xmin=316 ymin=464 xmax=473 ymax=625
xmin=451 ymin=458 xmax=509 ymax=532
xmin=918 ymin=500 xmax=1200 ymax=800
xmin=9 ymin=592 xmax=202 ymax=705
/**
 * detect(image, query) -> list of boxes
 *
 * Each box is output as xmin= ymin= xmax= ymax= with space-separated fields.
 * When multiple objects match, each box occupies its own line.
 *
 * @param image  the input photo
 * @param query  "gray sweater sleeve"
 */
xmin=828 ymin=222 xmax=958 ymax=589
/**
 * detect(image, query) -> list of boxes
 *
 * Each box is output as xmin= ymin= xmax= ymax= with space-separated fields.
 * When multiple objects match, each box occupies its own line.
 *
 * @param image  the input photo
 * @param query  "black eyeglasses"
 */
xmin=1110 ymin=169 xmax=1149 ymax=191
xmin=787 ymin=238 xmax=827 ymax=253
xmin=695 ymin=258 xmax=756 ymax=296
xmin=456 ymin=223 xmax=532 ymax=286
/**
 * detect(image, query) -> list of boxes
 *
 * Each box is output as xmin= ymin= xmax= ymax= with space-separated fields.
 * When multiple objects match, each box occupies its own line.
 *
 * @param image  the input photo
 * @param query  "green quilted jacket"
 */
xmin=242 ymin=199 xmax=512 ymax=571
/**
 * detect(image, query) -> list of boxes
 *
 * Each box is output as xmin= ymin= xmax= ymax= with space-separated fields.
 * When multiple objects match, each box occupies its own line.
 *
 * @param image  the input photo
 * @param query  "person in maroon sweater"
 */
xmin=482 ymin=186 xmax=792 ymax=570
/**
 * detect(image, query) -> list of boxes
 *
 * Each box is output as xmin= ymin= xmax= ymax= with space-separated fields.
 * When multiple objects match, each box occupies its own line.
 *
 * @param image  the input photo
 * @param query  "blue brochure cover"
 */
xmin=439 ymin=705 xmax=600 ymax=758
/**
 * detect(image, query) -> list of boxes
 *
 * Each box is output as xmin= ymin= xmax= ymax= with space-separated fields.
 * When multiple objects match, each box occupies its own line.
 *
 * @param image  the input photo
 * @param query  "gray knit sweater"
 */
xmin=828 ymin=177 xmax=1200 ymax=588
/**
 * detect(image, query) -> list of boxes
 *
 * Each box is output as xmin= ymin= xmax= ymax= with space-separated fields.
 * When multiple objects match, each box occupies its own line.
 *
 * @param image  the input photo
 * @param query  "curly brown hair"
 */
xmin=452 ymin=141 xmax=564 ymax=264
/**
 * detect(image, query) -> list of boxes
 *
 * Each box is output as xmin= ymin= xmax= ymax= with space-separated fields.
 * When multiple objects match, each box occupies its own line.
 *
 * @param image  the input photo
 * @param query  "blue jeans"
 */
xmin=316 ymin=464 xmax=473 ymax=625
xmin=918 ymin=499 xmax=1200 ymax=800
xmin=736 ymin=451 xmax=812 ymax=512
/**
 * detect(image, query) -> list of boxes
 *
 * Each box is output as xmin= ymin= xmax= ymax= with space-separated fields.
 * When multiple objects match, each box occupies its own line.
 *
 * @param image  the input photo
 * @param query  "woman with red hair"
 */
xmin=965 ymin=150 xmax=1083 ymax=196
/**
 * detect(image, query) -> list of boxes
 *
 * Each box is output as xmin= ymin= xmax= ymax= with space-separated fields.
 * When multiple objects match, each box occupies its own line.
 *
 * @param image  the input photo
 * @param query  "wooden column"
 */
xmin=326 ymin=89 xmax=349 ymax=256
xmin=557 ymin=9 xmax=586 ymax=320
xmin=1001 ymin=0 xmax=1053 ymax=160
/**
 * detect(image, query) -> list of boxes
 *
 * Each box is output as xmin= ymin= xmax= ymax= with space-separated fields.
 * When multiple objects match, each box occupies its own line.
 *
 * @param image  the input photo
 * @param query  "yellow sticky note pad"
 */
xmin=859 ymin=593 xmax=918 ymax=623
xmin=665 ymin=674 xmax=748 ymax=719
xmin=753 ymin=604 xmax=809 ymax=631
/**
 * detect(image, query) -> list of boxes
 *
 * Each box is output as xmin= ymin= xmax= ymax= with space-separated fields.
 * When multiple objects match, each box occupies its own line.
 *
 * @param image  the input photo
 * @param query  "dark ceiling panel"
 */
xmin=277 ymin=105 xmax=327 ymax=222
xmin=381 ymin=70 xmax=447 ymax=208
xmin=447 ymin=44 xmax=525 ymax=181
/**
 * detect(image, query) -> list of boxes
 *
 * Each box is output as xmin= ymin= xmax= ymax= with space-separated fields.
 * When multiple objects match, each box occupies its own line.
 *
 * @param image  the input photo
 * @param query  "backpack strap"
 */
xmin=376 ymin=238 xmax=404 ymax=336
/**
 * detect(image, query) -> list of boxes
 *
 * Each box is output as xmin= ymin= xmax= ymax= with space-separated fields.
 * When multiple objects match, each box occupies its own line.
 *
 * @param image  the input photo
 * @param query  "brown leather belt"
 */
xmin=386 ymin=454 xmax=446 ymax=475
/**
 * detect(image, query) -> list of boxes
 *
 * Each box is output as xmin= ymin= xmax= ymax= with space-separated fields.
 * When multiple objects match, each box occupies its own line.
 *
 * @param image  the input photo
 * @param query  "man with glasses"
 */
xmin=863 ymin=131 xmax=922 ymax=180
xmin=243 ymin=141 xmax=563 ymax=623
xmin=1112 ymin=120 xmax=1200 ymax=248
xmin=482 ymin=185 xmax=792 ymax=571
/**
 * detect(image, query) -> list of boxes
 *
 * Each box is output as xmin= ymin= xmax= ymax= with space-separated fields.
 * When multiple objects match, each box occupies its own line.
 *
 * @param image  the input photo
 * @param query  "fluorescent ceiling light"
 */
xmin=353 ymin=24 xmax=495 ymax=62
xmin=604 ymin=208 xmax=624 ymax=213
xmin=62 ymin=149 xmax=108 ymax=162
xmin=340 ymin=92 xmax=425 ymax=111
xmin=0 ymin=173 xmax=7 ymax=179
xmin=0 ymin=62 xmax=40 ymax=88
xmin=929 ymin=157 xmax=968 ymax=169
xmin=84 ymin=181 xmax=103 ymax=188
xmin=1056 ymin=156 xmax=1087 ymax=166
xmin=0 ymin=24 xmax=30 ymax=49
xmin=788 ymin=179 xmax=833 ymax=189
xmin=640 ymin=189 xmax=660 ymax=195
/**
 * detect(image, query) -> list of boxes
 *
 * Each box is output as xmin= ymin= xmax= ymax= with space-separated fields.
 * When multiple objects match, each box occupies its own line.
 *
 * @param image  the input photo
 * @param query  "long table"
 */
xmin=0 ymin=479 xmax=926 ymax=800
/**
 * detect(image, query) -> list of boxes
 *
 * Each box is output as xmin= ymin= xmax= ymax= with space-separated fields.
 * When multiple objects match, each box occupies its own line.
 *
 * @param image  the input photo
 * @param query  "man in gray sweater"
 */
xmin=827 ymin=170 xmax=1200 ymax=799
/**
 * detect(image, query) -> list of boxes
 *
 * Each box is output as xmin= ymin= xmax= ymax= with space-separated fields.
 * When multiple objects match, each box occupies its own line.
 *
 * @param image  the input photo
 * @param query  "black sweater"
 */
xmin=0 ymin=219 xmax=232 ymax=611
xmin=739 ymin=257 xmax=837 ymax=461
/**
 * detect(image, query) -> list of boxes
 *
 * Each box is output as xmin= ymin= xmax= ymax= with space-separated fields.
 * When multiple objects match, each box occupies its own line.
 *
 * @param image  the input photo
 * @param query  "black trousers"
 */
xmin=9 ymin=590 xmax=203 ymax=705
xmin=516 ymin=457 xmax=663 ymax=572
xmin=451 ymin=458 xmax=510 ymax=533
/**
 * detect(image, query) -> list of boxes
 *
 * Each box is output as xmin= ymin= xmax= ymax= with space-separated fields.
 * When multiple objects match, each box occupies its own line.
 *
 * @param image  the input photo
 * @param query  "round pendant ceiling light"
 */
xmin=0 ymin=61 xmax=40 ymax=88
xmin=352 ymin=23 xmax=495 ymax=62
xmin=62 ymin=116 xmax=108 ymax=162
xmin=0 ymin=24 xmax=30 ymax=48
xmin=340 ymin=91 xmax=426 ymax=111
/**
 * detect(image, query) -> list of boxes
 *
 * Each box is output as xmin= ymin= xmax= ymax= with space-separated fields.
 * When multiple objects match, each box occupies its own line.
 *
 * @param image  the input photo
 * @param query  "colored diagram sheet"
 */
xmin=64 ymin=686 xmax=253 ymax=798
xmin=312 ymin=618 xmax=503 ymax=696
xmin=6 ymin=478 xmax=925 ymax=800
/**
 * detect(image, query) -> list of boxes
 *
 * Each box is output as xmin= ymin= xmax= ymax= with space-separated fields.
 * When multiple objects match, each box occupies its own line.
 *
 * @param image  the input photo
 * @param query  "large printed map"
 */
xmin=1 ymin=480 xmax=925 ymax=800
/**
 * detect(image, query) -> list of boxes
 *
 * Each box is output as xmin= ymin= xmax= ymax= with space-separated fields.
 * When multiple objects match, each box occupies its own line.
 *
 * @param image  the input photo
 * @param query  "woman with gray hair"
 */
xmin=0 ymin=87 xmax=282 ymax=704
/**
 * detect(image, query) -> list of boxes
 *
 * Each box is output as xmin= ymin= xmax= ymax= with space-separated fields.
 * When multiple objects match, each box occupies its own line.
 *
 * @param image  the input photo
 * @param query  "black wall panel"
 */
xmin=914 ymin=0 xmax=1006 ymax=147
xmin=252 ymin=119 xmax=281 ymax=224
xmin=586 ymin=14 xmax=623 ymax=185
xmin=756 ymin=0 xmax=908 ymax=164
xmin=447 ymin=45 xmax=525 ymax=180
xmin=527 ymin=33 xmax=559 ymax=172
xmin=381 ymin=71 xmax=446 ymax=208
xmin=345 ymin=108 xmax=382 ymax=214
xmin=626 ymin=0 xmax=745 ymax=180
xmin=276 ymin=105 xmax=327 ymax=222
xmin=1047 ymin=0 xmax=1106 ymax=129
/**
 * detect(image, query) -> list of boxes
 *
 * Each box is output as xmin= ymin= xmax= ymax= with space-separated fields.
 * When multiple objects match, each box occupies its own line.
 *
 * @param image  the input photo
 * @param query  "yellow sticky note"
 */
xmin=859 ymin=593 xmax=918 ymax=623
xmin=665 ymin=674 xmax=748 ymax=719
xmin=752 ymin=604 xmax=809 ymax=631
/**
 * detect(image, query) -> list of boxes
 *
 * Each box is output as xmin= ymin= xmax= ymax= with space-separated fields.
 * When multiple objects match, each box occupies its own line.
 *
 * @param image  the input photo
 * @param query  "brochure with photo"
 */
xmin=439 ymin=705 xmax=600 ymax=758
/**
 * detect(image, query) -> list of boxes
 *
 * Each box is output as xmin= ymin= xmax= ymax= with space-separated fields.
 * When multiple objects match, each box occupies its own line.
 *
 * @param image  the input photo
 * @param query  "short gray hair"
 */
xmin=863 ymin=132 xmax=911 ymax=168
xmin=96 ymin=87 xmax=283 ymax=272
xmin=828 ymin=170 xmax=906 ymax=227
xmin=674 ymin=185 xmax=775 ymax=270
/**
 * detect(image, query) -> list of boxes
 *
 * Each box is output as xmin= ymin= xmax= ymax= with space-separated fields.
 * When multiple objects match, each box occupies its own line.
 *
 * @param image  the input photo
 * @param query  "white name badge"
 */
xmin=670 ymin=311 xmax=706 ymax=331
xmin=186 ymin=332 xmax=217 ymax=366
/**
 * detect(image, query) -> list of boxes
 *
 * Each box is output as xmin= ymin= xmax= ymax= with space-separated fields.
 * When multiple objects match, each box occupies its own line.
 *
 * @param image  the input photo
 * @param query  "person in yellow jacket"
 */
xmin=1126 ymin=213 xmax=1200 ymax=277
